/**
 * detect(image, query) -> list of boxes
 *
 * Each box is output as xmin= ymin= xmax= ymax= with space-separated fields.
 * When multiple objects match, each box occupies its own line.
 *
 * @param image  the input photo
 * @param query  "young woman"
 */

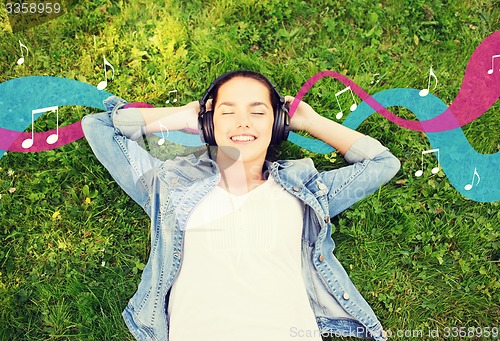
xmin=82 ymin=70 xmax=400 ymax=341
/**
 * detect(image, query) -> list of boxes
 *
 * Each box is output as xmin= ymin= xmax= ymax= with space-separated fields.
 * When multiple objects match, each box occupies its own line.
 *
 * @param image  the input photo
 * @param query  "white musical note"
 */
xmin=487 ymin=54 xmax=500 ymax=75
xmin=334 ymin=86 xmax=357 ymax=120
xmin=17 ymin=41 xmax=29 ymax=65
xmin=22 ymin=106 xmax=59 ymax=149
xmin=370 ymin=72 xmax=387 ymax=85
xmin=419 ymin=66 xmax=438 ymax=97
xmin=165 ymin=90 xmax=178 ymax=104
xmin=158 ymin=124 xmax=169 ymax=146
xmin=415 ymin=148 xmax=440 ymax=177
xmin=97 ymin=56 xmax=115 ymax=90
xmin=370 ymin=73 xmax=380 ymax=85
xmin=464 ymin=167 xmax=480 ymax=191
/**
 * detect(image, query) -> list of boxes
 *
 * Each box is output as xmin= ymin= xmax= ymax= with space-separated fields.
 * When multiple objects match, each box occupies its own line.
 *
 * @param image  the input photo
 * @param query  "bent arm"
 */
xmin=287 ymin=96 xmax=364 ymax=155
xmin=115 ymin=101 xmax=199 ymax=139
xmin=321 ymin=136 xmax=401 ymax=217
xmin=82 ymin=97 xmax=165 ymax=215
xmin=287 ymin=97 xmax=400 ymax=216
xmin=304 ymin=114 xmax=365 ymax=155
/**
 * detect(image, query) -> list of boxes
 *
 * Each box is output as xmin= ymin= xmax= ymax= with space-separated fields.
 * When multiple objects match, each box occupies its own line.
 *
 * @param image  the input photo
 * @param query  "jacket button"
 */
xmin=171 ymin=178 xmax=179 ymax=185
xmin=324 ymin=216 xmax=330 ymax=223
xmin=381 ymin=330 xmax=388 ymax=338
xmin=318 ymin=183 xmax=327 ymax=190
xmin=292 ymin=186 xmax=300 ymax=192
xmin=318 ymin=254 xmax=325 ymax=262
xmin=343 ymin=292 xmax=350 ymax=300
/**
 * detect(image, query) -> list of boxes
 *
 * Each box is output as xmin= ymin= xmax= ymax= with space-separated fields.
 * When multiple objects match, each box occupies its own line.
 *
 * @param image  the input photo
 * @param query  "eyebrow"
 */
xmin=217 ymin=101 xmax=270 ymax=109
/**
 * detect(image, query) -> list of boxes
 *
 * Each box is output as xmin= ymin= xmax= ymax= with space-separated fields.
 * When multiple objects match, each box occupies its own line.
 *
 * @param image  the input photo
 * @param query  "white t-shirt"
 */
xmin=167 ymin=175 xmax=322 ymax=341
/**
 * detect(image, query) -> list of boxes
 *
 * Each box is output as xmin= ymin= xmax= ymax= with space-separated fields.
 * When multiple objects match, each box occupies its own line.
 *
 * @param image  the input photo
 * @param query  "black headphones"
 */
xmin=198 ymin=70 xmax=290 ymax=146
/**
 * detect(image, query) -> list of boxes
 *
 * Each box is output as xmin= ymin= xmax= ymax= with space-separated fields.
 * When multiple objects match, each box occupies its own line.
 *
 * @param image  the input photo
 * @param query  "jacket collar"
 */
xmin=157 ymin=153 xmax=318 ymax=189
xmin=158 ymin=152 xmax=219 ymax=183
xmin=266 ymin=158 xmax=317 ymax=188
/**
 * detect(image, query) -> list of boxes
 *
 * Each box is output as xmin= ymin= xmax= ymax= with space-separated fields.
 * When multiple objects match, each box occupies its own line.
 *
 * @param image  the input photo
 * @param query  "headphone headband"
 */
xmin=198 ymin=70 xmax=290 ymax=146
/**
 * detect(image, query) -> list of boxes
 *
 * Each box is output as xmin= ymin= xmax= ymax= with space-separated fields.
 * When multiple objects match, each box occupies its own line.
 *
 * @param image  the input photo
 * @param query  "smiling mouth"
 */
xmin=230 ymin=135 xmax=256 ymax=142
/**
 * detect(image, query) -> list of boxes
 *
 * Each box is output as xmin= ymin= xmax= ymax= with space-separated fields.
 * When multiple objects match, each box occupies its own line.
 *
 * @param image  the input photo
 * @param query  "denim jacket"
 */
xmin=81 ymin=96 xmax=400 ymax=341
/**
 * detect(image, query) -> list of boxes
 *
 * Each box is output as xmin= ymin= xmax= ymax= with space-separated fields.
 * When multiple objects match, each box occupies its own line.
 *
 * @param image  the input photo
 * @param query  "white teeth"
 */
xmin=231 ymin=135 xmax=255 ymax=141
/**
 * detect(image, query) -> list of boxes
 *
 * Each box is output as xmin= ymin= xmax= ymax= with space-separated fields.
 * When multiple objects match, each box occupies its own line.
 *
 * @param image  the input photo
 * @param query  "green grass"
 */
xmin=1 ymin=0 xmax=499 ymax=340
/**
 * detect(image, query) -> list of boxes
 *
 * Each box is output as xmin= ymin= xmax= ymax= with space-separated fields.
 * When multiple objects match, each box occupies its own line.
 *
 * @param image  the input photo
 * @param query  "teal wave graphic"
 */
xmin=290 ymin=89 xmax=498 ymax=202
xmin=0 ymin=77 xmax=498 ymax=202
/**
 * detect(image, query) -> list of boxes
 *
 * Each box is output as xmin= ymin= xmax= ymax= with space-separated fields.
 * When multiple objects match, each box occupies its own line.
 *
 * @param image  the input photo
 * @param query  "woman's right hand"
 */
xmin=284 ymin=96 xmax=317 ymax=132
xmin=182 ymin=101 xmax=203 ymax=130
xmin=185 ymin=100 xmax=200 ymax=112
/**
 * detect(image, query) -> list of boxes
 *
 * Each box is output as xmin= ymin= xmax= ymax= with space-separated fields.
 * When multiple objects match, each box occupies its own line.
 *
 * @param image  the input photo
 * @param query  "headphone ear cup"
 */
xmin=271 ymin=107 xmax=282 ymax=145
xmin=282 ymin=106 xmax=290 ymax=142
xmin=203 ymin=110 xmax=216 ymax=145
xmin=271 ymin=105 xmax=290 ymax=145
xmin=198 ymin=113 xmax=206 ymax=144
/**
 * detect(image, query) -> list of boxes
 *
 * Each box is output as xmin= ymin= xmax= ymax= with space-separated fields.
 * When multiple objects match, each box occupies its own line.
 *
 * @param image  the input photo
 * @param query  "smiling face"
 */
xmin=212 ymin=76 xmax=275 ymax=166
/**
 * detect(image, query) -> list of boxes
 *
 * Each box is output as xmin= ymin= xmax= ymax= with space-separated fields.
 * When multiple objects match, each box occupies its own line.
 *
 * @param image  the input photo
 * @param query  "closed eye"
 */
xmin=252 ymin=112 xmax=264 ymax=115
xmin=222 ymin=112 xmax=235 ymax=115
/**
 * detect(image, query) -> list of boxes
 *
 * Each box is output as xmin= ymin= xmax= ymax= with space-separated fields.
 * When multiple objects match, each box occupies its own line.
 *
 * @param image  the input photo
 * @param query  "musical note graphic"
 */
xmin=158 ymin=124 xmax=169 ymax=146
xmin=96 ymin=56 xmax=115 ymax=91
xmin=22 ymin=106 xmax=59 ymax=149
xmin=415 ymin=148 xmax=440 ymax=177
xmin=288 ymin=27 xmax=499 ymax=132
xmin=487 ymin=54 xmax=500 ymax=75
xmin=1 ymin=25 xmax=500 ymax=203
xmin=17 ymin=41 xmax=29 ymax=65
xmin=419 ymin=66 xmax=438 ymax=97
xmin=334 ymin=86 xmax=357 ymax=119
xmin=464 ymin=167 xmax=480 ymax=191
xmin=370 ymin=73 xmax=380 ymax=85
xmin=165 ymin=90 xmax=178 ymax=104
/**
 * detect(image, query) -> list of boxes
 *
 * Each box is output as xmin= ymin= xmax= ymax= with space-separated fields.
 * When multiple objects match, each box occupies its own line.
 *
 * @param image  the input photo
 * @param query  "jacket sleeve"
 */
xmin=81 ymin=96 xmax=162 ymax=216
xmin=319 ymin=135 xmax=401 ymax=218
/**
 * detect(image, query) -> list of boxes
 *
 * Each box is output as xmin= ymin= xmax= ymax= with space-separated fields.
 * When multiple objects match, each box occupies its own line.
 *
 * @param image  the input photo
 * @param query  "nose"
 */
xmin=236 ymin=112 xmax=251 ymax=128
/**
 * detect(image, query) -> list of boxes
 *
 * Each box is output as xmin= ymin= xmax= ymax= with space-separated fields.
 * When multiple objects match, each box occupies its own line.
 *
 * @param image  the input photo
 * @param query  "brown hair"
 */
xmin=210 ymin=70 xmax=279 ymax=115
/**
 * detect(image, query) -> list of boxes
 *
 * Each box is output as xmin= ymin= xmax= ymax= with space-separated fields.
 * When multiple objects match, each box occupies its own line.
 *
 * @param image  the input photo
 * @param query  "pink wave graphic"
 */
xmin=1 ymin=122 xmax=84 ymax=152
xmin=289 ymin=30 xmax=500 ymax=132
xmin=0 ymin=101 xmax=198 ymax=153
xmin=2 ymin=30 xmax=498 ymax=153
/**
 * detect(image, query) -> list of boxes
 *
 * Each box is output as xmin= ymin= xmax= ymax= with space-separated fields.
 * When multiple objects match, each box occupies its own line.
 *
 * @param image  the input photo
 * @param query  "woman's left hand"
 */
xmin=285 ymin=96 xmax=317 ymax=132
